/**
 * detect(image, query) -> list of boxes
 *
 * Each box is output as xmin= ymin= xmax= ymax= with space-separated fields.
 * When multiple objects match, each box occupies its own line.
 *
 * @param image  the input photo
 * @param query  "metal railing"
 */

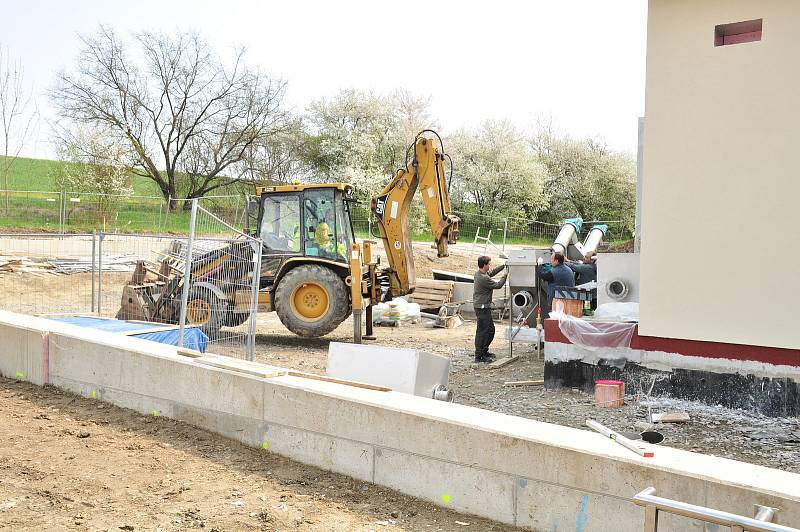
xmin=634 ymin=487 xmax=796 ymax=532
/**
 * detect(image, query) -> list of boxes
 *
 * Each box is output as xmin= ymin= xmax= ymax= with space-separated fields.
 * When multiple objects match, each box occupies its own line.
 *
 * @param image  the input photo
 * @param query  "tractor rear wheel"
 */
xmin=186 ymin=287 xmax=225 ymax=339
xmin=274 ymin=264 xmax=349 ymax=337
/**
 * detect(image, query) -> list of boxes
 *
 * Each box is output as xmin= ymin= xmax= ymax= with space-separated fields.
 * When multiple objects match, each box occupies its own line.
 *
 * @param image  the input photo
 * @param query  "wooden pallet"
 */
xmin=408 ymin=279 xmax=455 ymax=310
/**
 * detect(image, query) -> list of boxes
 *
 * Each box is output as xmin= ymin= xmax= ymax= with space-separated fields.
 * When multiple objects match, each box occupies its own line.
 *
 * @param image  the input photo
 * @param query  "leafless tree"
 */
xmin=0 ymin=44 xmax=38 ymax=211
xmin=51 ymin=27 xmax=289 ymax=209
xmin=239 ymin=117 xmax=310 ymax=187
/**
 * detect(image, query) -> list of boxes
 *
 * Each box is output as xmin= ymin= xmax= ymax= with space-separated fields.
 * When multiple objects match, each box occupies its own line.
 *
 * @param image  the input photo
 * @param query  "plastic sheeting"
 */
xmin=371 ymin=298 xmax=421 ymax=323
xmin=49 ymin=316 xmax=209 ymax=353
xmin=551 ymin=312 xmax=637 ymax=350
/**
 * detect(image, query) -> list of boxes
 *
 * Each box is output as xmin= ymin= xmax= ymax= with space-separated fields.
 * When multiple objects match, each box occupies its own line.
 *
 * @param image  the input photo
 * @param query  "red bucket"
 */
xmin=594 ymin=380 xmax=625 ymax=408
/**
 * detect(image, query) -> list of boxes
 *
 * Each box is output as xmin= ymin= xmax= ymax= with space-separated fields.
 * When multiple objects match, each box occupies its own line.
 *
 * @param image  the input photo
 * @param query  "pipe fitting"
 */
xmin=512 ymin=290 xmax=534 ymax=310
xmin=432 ymin=384 xmax=454 ymax=402
xmin=606 ymin=278 xmax=630 ymax=301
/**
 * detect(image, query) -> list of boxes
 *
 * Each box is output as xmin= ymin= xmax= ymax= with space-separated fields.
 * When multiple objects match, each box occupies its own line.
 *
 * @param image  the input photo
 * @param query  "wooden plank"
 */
xmin=409 ymin=296 xmax=447 ymax=304
xmin=651 ymin=412 xmax=690 ymax=423
xmin=411 ymin=289 xmax=449 ymax=295
xmin=504 ymin=379 xmax=544 ymax=386
xmin=414 ymin=284 xmax=453 ymax=291
xmin=487 ymin=356 xmax=519 ymax=369
xmin=119 ymin=325 xmax=184 ymax=336
xmin=415 ymin=291 xmax=451 ymax=296
xmin=410 ymin=299 xmax=444 ymax=309
xmin=409 ymin=291 xmax=451 ymax=298
xmin=644 ymin=505 xmax=659 ymax=532
xmin=197 ymin=358 xmax=287 ymax=378
xmin=176 ymin=347 xmax=203 ymax=358
xmin=286 ymin=371 xmax=391 ymax=392
xmin=416 ymin=279 xmax=454 ymax=289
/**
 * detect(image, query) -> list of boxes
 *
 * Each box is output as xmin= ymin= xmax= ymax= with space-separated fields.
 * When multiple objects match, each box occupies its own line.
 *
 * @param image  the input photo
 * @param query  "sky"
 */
xmin=1 ymin=0 xmax=648 ymax=159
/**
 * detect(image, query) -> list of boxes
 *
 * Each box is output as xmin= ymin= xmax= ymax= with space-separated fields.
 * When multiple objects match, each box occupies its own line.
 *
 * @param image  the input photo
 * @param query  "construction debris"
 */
xmin=0 ymin=254 xmax=140 ymax=276
xmin=420 ymin=310 xmax=463 ymax=329
xmin=651 ymin=411 xmax=691 ymax=423
xmin=503 ymin=379 xmax=543 ymax=386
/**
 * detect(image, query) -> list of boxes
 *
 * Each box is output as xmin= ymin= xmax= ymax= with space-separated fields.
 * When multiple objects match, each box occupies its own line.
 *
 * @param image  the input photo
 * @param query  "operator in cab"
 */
xmin=314 ymin=211 xmax=333 ymax=247
xmin=538 ymin=251 xmax=575 ymax=318
xmin=473 ymin=255 xmax=507 ymax=363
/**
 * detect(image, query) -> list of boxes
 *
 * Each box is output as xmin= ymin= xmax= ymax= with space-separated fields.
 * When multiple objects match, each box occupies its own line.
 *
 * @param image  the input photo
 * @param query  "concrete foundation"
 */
xmin=1 ymin=309 xmax=799 ymax=530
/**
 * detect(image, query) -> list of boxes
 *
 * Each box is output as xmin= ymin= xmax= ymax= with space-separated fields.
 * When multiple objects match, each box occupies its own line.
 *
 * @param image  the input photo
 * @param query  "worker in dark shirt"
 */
xmin=538 ymin=251 xmax=575 ymax=318
xmin=472 ymin=255 xmax=507 ymax=363
xmin=569 ymin=251 xmax=598 ymax=309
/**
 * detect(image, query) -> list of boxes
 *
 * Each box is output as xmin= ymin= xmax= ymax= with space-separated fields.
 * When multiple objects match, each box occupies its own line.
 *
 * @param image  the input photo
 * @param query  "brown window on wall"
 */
xmin=715 ymin=19 xmax=762 ymax=47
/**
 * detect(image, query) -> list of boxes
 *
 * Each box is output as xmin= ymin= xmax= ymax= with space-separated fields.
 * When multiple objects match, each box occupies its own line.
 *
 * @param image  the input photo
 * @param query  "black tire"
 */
xmin=274 ymin=264 xmax=349 ymax=337
xmin=225 ymin=310 xmax=249 ymax=327
xmin=186 ymin=287 xmax=226 ymax=339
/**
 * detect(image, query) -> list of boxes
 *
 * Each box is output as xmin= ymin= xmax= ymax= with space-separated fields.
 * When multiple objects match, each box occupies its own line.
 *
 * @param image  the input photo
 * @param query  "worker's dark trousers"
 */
xmin=474 ymin=308 xmax=495 ymax=359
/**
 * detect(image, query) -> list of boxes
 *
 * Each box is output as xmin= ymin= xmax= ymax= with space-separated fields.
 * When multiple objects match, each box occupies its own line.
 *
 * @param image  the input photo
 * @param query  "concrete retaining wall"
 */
xmin=1 ymin=309 xmax=799 ymax=531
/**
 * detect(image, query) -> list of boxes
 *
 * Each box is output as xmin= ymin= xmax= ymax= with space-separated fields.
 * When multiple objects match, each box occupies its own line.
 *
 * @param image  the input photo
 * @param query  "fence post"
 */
xmin=59 ymin=191 xmax=65 ymax=235
xmin=502 ymin=218 xmax=508 ymax=253
xmin=156 ymin=199 xmax=164 ymax=234
xmin=177 ymin=199 xmax=198 ymax=349
xmin=233 ymin=199 xmax=241 ymax=229
xmin=91 ymin=230 xmax=97 ymax=313
xmin=245 ymin=239 xmax=263 ymax=361
xmin=97 ymin=232 xmax=104 ymax=313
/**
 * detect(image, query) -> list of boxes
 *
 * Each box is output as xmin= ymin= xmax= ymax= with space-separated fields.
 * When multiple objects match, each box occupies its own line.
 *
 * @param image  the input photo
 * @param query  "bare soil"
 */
xmin=0 ymin=378 xmax=514 ymax=531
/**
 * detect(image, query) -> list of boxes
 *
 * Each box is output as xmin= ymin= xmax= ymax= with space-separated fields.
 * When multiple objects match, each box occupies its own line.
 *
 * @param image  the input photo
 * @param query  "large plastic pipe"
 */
xmin=551 ymin=218 xmax=582 ymax=255
xmin=582 ymin=224 xmax=608 ymax=254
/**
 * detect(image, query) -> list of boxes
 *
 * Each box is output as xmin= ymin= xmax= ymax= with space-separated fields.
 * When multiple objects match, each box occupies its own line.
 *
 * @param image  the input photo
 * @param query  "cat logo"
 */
xmin=374 ymin=194 xmax=389 ymax=222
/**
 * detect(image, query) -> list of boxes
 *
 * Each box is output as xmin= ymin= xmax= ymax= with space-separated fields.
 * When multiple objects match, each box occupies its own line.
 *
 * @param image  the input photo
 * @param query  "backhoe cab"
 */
xmin=252 ymin=183 xmax=356 ymax=338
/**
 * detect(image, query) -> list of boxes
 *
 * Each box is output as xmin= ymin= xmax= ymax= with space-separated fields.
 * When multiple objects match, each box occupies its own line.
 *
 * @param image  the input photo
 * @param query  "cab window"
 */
xmin=260 ymin=194 xmax=301 ymax=252
xmin=335 ymin=190 xmax=354 ymax=256
xmin=303 ymin=188 xmax=338 ymax=259
xmin=302 ymin=188 xmax=352 ymax=262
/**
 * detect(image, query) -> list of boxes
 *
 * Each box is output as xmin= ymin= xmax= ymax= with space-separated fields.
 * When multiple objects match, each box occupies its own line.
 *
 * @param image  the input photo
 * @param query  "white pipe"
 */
xmin=552 ymin=221 xmax=578 ymax=255
xmin=582 ymin=226 xmax=605 ymax=254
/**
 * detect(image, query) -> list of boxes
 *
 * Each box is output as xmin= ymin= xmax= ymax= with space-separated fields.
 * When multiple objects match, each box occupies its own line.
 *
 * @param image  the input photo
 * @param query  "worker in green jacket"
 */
xmin=473 ymin=255 xmax=507 ymax=363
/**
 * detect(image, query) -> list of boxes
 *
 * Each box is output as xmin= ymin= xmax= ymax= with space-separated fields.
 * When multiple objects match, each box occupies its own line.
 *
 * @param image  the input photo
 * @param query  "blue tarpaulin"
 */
xmin=49 ymin=316 xmax=208 ymax=352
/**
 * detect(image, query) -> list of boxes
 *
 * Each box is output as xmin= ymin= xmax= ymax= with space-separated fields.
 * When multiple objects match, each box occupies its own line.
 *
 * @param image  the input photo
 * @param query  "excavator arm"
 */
xmin=370 ymin=131 xmax=460 ymax=296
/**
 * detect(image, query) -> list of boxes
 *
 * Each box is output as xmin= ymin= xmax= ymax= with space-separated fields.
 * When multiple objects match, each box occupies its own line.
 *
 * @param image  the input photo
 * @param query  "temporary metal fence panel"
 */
xmin=0 ymin=232 xmax=98 ymax=317
xmin=177 ymin=200 xmax=262 ymax=360
xmin=61 ymin=192 xmax=166 ymax=233
xmin=0 ymin=227 xmax=260 ymax=360
xmin=0 ymin=190 xmax=63 ymax=233
xmin=163 ymin=195 xmax=246 ymax=234
xmin=95 ymin=233 xmax=191 ymax=317
xmin=0 ymin=189 xmax=248 ymax=237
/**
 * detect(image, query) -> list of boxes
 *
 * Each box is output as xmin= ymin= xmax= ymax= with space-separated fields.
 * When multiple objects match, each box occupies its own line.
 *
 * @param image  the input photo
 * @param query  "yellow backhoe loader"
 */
xmin=117 ymin=130 xmax=460 ymax=340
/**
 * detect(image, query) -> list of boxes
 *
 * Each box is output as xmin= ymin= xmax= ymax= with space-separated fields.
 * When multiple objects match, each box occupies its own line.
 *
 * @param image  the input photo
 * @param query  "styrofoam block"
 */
xmin=327 ymin=342 xmax=449 ymax=398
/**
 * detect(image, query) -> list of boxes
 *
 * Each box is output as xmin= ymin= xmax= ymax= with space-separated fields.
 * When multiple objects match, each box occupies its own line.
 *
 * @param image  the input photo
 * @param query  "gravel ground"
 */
xmin=249 ymin=313 xmax=800 ymax=475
